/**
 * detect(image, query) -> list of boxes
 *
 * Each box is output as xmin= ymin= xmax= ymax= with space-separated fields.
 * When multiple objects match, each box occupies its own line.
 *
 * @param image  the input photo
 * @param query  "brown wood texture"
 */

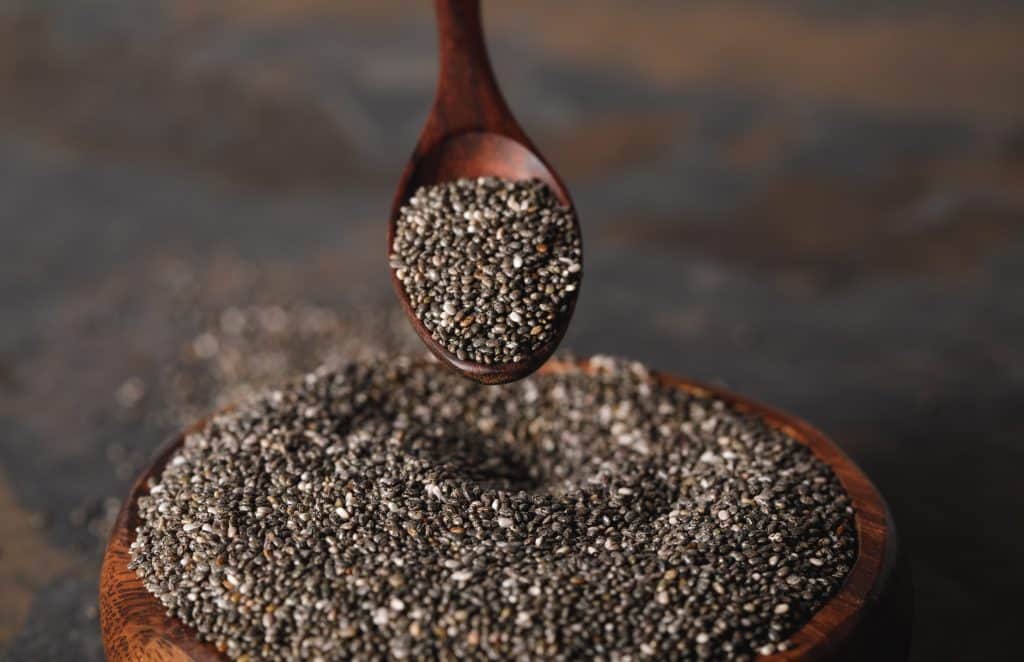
xmin=99 ymin=359 xmax=909 ymax=661
xmin=99 ymin=415 xmax=224 ymax=662
xmin=387 ymin=0 xmax=581 ymax=385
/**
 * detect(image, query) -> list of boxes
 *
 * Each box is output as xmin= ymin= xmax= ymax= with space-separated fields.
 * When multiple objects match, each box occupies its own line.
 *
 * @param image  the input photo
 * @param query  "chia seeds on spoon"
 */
xmin=390 ymin=177 xmax=581 ymax=365
xmin=130 ymin=356 xmax=856 ymax=660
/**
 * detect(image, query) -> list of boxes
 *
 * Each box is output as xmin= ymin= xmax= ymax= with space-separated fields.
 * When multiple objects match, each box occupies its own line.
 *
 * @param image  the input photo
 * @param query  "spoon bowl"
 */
xmin=392 ymin=133 xmax=570 ymax=208
xmin=388 ymin=0 xmax=580 ymax=384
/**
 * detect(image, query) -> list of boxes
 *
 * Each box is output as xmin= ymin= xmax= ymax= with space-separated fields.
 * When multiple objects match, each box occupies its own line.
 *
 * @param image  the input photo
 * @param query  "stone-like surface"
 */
xmin=1 ymin=1 xmax=1022 ymax=660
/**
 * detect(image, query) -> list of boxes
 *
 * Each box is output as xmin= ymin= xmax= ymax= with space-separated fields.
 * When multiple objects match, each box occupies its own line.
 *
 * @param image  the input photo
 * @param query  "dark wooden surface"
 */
xmin=99 ymin=361 xmax=909 ymax=660
xmin=2 ymin=1 xmax=1023 ymax=660
xmin=388 ymin=0 xmax=580 ymax=384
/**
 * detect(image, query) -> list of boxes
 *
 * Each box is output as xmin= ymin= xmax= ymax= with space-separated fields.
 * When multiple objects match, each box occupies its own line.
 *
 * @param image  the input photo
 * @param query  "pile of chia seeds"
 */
xmin=390 ymin=177 xmax=581 ymax=364
xmin=164 ymin=301 xmax=419 ymax=426
xmin=130 ymin=356 xmax=856 ymax=660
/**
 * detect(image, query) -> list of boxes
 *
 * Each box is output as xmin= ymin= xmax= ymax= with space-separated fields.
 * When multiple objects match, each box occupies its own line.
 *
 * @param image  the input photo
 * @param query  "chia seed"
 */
xmin=390 ymin=177 xmax=581 ymax=365
xmin=130 ymin=356 xmax=856 ymax=660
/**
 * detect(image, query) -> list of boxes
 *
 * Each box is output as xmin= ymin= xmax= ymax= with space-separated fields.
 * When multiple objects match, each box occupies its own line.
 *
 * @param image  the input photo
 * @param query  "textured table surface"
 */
xmin=2 ymin=1 xmax=1023 ymax=660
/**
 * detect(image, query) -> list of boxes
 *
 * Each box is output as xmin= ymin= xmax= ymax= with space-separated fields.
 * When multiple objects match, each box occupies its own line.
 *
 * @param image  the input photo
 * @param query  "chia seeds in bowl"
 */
xmin=129 ymin=356 xmax=857 ymax=660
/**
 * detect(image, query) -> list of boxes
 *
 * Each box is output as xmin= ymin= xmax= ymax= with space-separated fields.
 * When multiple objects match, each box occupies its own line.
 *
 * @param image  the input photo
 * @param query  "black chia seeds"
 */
xmin=165 ymin=301 xmax=419 ymax=427
xmin=389 ymin=177 xmax=581 ymax=365
xmin=129 ymin=356 xmax=856 ymax=660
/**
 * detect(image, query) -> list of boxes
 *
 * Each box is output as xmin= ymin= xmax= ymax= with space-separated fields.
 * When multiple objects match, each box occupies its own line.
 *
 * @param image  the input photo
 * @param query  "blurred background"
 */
xmin=1 ymin=1 xmax=1022 ymax=659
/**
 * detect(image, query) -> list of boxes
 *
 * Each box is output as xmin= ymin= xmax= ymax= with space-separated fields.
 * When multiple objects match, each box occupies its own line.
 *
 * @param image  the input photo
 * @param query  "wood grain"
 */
xmin=100 ymin=416 xmax=224 ymax=661
xmin=387 ymin=0 xmax=581 ymax=385
xmin=100 ymin=358 xmax=910 ymax=660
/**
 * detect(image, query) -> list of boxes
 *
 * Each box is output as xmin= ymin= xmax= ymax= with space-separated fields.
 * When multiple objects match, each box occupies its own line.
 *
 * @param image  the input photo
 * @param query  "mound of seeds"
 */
xmin=130 ymin=357 xmax=856 ymax=660
xmin=390 ymin=177 xmax=581 ymax=364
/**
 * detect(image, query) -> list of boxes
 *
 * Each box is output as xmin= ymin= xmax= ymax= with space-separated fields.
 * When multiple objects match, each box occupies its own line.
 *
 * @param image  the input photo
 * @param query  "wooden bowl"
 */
xmin=100 ymin=360 xmax=912 ymax=660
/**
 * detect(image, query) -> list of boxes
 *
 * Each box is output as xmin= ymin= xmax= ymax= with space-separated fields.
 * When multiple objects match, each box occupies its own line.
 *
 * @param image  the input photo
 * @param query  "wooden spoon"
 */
xmin=100 ymin=358 xmax=911 ymax=661
xmin=387 ymin=0 xmax=581 ymax=385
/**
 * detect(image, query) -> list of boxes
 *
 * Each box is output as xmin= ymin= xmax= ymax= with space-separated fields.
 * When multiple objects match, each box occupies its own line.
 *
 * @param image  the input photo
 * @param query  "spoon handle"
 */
xmin=430 ymin=0 xmax=523 ymax=141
